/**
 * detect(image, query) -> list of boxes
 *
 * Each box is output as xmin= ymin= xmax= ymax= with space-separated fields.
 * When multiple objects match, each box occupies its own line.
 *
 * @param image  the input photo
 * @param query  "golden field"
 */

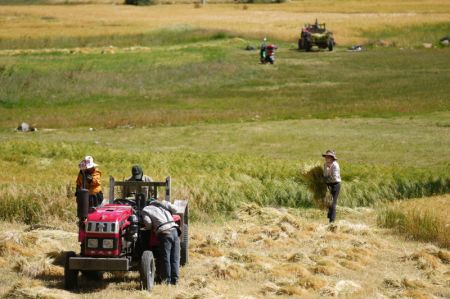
xmin=1 ymin=201 xmax=449 ymax=298
xmin=0 ymin=0 xmax=449 ymax=297
xmin=379 ymin=195 xmax=450 ymax=249
xmin=1 ymin=1 xmax=450 ymax=45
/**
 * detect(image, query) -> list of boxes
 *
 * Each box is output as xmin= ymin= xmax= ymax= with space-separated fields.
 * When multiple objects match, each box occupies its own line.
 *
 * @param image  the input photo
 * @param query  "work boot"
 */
xmin=327 ymin=223 xmax=338 ymax=233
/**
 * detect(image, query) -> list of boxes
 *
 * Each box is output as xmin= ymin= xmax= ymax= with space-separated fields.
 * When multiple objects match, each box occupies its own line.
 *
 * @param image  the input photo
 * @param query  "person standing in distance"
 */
xmin=322 ymin=150 xmax=341 ymax=224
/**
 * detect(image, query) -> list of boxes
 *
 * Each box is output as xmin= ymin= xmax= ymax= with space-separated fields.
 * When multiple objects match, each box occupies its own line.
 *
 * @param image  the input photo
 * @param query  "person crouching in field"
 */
xmin=323 ymin=150 xmax=341 ymax=223
xmin=76 ymin=156 xmax=103 ymax=208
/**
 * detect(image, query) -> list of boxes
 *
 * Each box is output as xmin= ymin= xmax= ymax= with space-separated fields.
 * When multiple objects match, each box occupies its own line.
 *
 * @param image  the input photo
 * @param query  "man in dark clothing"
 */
xmin=128 ymin=165 xmax=153 ymax=182
xmin=124 ymin=165 xmax=153 ymax=199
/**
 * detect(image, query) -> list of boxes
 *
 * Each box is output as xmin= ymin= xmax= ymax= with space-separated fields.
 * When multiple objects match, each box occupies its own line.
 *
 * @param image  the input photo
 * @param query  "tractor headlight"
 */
xmin=87 ymin=238 xmax=98 ymax=248
xmin=102 ymin=239 xmax=114 ymax=249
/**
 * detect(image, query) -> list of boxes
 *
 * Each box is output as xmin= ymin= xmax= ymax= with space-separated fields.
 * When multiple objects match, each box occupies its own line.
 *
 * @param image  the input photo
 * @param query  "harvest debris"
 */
xmin=0 ymin=204 xmax=449 ymax=298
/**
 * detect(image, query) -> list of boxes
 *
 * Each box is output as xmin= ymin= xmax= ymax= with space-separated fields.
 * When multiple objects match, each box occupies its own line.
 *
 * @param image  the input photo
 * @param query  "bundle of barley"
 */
xmin=301 ymin=164 xmax=329 ymax=209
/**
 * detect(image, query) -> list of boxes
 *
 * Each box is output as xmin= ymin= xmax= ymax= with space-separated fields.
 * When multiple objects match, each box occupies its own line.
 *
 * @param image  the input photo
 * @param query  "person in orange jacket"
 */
xmin=76 ymin=156 xmax=103 ymax=207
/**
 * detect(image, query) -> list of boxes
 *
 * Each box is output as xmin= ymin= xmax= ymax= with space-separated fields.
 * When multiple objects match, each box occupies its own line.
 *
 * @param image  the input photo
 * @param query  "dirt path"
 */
xmin=0 ymin=205 xmax=449 ymax=298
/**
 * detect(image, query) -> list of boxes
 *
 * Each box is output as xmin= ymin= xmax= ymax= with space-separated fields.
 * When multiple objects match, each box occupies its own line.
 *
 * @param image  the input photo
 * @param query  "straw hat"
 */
xmin=322 ymin=150 xmax=337 ymax=160
xmin=79 ymin=156 xmax=98 ymax=170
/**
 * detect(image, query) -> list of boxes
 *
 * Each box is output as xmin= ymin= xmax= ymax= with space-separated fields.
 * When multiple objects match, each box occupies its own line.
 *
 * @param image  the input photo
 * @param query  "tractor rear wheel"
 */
xmin=180 ymin=224 xmax=189 ymax=266
xmin=64 ymin=251 xmax=78 ymax=290
xmin=140 ymin=250 xmax=156 ymax=291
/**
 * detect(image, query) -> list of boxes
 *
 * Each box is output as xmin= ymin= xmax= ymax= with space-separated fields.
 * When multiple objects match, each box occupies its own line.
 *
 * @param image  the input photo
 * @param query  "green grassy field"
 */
xmin=1 ymin=31 xmax=449 ymax=128
xmin=0 ymin=3 xmax=449 ymax=225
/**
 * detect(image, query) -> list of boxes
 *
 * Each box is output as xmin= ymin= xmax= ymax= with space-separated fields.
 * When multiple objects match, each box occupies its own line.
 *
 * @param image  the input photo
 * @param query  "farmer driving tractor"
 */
xmin=124 ymin=165 xmax=153 ymax=198
xmin=76 ymin=155 xmax=103 ymax=208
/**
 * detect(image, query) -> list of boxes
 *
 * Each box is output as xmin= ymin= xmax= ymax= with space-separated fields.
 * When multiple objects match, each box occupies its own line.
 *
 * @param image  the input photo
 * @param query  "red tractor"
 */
xmin=64 ymin=176 xmax=188 ymax=291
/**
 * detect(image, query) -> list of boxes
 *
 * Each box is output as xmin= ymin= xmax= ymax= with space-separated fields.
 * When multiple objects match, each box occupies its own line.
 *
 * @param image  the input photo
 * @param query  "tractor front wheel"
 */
xmin=305 ymin=39 xmax=312 ymax=52
xmin=64 ymin=251 xmax=78 ymax=290
xmin=81 ymin=270 xmax=102 ymax=280
xmin=140 ymin=250 xmax=156 ymax=291
xmin=328 ymin=39 xmax=334 ymax=51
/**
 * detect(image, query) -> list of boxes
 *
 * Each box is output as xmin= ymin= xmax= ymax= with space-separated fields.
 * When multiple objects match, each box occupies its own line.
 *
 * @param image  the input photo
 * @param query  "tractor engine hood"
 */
xmin=86 ymin=204 xmax=133 ymax=232
xmin=83 ymin=205 xmax=134 ymax=257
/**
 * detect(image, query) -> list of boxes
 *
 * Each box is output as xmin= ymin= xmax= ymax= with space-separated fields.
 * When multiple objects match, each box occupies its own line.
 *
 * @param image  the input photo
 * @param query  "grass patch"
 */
xmin=363 ymin=22 xmax=450 ymax=48
xmin=1 ymin=37 xmax=449 ymax=128
xmin=378 ymin=195 xmax=450 ymax=248
xmin=0 ymin=27 xmax=231 ymax=50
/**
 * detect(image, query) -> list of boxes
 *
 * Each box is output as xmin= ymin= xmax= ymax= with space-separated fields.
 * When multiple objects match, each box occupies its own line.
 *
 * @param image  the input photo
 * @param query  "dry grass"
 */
xmin=378 ymin=194 xmax=450 ymax=249
xmin=0 ymin=202 xmax=449 ymax=298
xmin=0 ymin=2 xmax=449 ymax=46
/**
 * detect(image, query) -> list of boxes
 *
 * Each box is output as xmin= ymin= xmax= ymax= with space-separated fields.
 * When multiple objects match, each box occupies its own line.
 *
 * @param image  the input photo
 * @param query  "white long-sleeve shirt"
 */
xmin=324 ymin=161 xmax=341 ymax=183
xmin=141 ymin=201 xmax=178 ymax=234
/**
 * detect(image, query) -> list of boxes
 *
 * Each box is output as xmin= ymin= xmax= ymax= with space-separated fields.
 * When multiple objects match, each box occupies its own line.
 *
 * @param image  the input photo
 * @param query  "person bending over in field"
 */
xmin=322 ymin=150 xmax=341 ymax=224
xmin=76 ymin=156 xmax=103 ymax=208
xmin=142 ymin=199 xmax=180 ymax=285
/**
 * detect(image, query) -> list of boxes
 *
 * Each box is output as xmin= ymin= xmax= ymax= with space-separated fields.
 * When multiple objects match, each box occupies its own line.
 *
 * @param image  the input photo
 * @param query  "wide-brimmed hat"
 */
xmin=79 ymin=156 xmax=98 ymax=170
xmin=322 ymin=150 xmax=337 ymax=160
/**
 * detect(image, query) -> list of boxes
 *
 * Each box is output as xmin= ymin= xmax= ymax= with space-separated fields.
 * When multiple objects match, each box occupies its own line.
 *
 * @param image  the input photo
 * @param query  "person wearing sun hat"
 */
xmin=76 ymin=156 xmax=103 ymax=207
xmin=322 ymin=150 xmax=341 ymax=224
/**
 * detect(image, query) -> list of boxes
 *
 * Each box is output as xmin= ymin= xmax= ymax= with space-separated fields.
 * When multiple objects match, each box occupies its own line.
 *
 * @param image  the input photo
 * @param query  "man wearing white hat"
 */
xmin=76 ymin=156 xmax=103 ymax=207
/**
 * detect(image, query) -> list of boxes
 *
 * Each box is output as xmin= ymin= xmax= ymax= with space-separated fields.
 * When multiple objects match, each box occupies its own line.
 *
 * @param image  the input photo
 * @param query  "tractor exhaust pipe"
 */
xmin=76 ymin=189 xmax=89 ymax=219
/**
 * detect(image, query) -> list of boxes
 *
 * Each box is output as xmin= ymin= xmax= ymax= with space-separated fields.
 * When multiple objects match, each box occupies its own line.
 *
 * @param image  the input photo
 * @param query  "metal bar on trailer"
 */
xmin=109 ymin=176 xmax=115 ymax=204
xmin=114 ymin=181 xmax=166 ymax=187
xmin=165 ymin=176 xmax=171 ymax=202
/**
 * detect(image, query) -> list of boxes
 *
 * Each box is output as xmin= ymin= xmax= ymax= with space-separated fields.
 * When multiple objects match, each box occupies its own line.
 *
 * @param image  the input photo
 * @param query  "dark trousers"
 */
xmin=327 ymin=183 xmax=341 ymax=223
xmin=159 ymin=228 xmax=180 ymax=285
